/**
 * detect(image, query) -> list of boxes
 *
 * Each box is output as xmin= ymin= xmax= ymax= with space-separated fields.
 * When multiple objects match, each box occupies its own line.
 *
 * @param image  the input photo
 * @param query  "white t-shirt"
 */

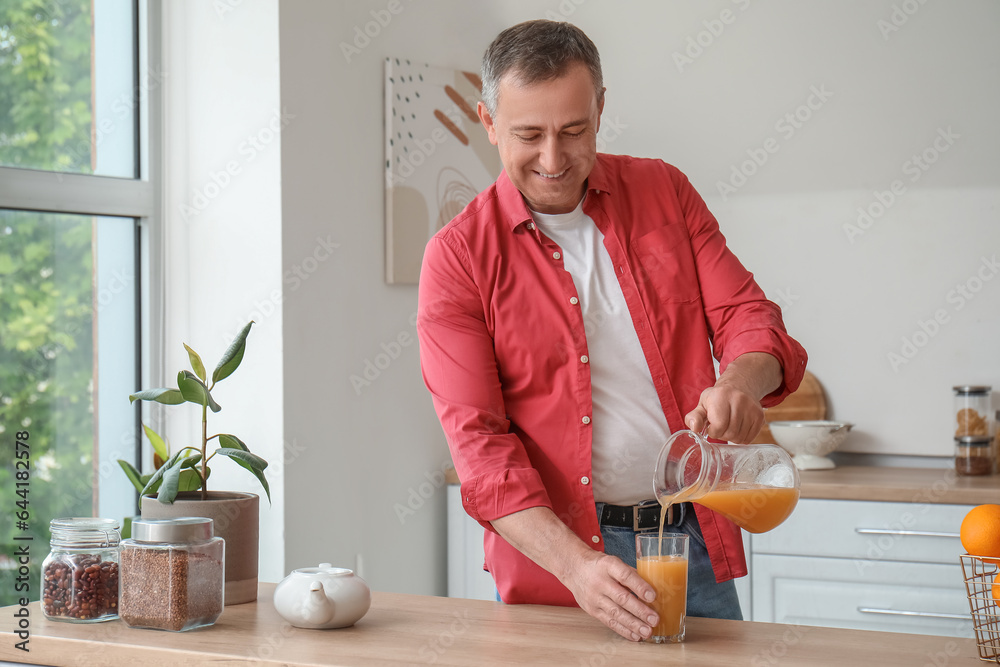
xmin=530 ymin=199 xmax=671 ymax=505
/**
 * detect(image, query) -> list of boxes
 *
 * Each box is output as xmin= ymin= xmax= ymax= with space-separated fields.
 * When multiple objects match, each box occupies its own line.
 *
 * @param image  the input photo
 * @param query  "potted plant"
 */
xmin=118 ymin=321 xmax=269 ymax=604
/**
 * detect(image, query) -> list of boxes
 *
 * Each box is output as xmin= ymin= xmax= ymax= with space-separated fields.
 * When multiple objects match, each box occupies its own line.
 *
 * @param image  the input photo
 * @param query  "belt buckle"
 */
xmin=633 ymin=500 xmax=660 ymax=531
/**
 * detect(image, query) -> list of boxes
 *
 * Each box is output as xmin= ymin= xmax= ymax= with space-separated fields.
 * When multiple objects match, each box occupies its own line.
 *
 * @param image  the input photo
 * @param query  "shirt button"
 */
xmin=582 ymin=416 xmax=591 ymax=425
xmin=580 ymin=355 xmax=589 ymax=364
xmin=569 ymin=296 xmax=579 ymax=305
xmin=552 ymin=251 xmax=561 ymax=260
xmin=526 ymin=222 xmax=535 ymax=230
xmin=581 ymin=476 xmax=590 ymax=485
xmin=592 ymin=535 xmax=600 ymax=544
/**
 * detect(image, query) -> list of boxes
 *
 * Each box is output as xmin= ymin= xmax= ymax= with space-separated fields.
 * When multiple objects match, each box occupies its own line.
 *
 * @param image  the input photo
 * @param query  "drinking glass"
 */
xmin=635 ymin=533 xmax=689 ymax=644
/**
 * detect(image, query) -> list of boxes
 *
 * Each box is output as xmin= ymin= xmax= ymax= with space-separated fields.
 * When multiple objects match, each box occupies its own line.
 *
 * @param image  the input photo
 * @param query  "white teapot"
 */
xmin=273 ymin=563 xmax=371 ymax=629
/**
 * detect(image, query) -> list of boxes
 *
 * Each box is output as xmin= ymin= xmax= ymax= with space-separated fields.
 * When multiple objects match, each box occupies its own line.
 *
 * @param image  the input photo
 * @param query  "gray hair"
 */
xmin=481 ymin=20 xmax=603 ymax=117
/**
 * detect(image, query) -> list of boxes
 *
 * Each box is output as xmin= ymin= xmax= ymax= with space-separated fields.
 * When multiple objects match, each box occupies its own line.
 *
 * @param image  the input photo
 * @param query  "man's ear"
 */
xmin=478 ymin=101 xmax=499 ymax=146
xmin=596 ymin=87 xmax=606 ymax=134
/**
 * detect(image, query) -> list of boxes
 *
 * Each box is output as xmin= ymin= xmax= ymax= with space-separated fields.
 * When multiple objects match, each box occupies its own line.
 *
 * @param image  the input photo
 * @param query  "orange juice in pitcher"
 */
xmin=653 ymin=430 xmax=800 ymax=534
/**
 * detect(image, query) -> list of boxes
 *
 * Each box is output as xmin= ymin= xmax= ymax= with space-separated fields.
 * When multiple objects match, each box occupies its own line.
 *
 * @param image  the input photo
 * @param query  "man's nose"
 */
xmin=537 ymin=136 xmax=563 ymax=174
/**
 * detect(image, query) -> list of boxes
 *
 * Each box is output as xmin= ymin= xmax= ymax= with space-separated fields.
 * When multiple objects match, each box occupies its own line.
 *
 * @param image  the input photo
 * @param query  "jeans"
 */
xmin=596 ymin=502 xmax=743 ymax=621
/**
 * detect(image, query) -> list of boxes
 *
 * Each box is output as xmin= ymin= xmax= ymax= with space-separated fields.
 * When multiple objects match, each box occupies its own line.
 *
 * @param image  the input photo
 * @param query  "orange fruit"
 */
xmin=960 ymin=504 xmax=1000 ymax=560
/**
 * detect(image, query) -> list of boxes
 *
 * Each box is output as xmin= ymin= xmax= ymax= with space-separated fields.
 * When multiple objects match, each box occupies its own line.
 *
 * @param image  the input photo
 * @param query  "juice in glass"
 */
xmin=635 ymin=534 xmax=688 ymax=643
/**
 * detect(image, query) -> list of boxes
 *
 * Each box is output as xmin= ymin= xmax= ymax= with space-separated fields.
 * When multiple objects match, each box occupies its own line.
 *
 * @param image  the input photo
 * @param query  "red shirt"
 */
xmin=417 ymin=154 xmax=807 ymax=606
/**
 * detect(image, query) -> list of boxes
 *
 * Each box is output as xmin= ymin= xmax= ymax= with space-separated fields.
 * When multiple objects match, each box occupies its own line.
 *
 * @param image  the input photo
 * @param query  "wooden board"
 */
xmin=752 ymin=370 xmax=827 ymax=444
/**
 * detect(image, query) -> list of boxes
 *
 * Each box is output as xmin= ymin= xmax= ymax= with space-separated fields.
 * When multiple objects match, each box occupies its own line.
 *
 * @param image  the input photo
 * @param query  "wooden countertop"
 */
xmin=447 ymin=465 xmax=999 ymax=505
xmin=798 ymin=466 xmax=999 ymax=505
xmin=0 ymin=584 xmax=984 ymax=666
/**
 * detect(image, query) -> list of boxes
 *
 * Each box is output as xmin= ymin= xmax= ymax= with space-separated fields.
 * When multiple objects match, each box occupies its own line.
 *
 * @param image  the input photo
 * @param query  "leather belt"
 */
xmin=599 ymin=500 xmax=682 ymax=531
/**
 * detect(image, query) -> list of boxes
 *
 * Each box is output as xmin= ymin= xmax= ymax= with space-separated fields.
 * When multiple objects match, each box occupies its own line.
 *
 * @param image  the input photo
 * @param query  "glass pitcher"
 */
xmin=653 ymin=430 xmax=800 ymax=534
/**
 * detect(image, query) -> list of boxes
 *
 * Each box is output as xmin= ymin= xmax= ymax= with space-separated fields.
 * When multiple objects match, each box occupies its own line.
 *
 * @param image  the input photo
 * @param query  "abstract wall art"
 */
xmin=384 ymin=58 xmax=502 ymax=284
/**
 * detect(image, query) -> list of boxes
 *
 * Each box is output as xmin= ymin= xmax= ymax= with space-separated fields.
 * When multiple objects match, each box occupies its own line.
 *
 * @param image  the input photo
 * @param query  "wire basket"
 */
xmin=961 ymin=555 xmax=1000 ymax=663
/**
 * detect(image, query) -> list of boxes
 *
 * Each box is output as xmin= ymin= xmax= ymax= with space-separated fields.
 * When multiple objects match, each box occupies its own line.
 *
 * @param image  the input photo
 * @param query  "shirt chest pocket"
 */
xmin=630 ymin=224 xmax=701 ymax=303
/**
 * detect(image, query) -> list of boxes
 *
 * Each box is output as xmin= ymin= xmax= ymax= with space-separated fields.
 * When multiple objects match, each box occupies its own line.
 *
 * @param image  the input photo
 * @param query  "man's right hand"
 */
xmin=562 ymin=549 xmax=660 ymax=641
xmin=491 ymin=507 xmax=659 ymax=641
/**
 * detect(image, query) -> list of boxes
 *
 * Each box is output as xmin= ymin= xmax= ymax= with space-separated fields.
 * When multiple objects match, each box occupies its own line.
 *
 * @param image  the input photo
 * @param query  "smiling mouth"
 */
xmin=537 ymin=169 xmax=567 ymax=179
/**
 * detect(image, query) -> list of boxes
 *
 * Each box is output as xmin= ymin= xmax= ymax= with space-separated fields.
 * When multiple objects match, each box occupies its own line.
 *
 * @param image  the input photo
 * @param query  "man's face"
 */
xmin=478 ymin=63 xmax=605 ymax=215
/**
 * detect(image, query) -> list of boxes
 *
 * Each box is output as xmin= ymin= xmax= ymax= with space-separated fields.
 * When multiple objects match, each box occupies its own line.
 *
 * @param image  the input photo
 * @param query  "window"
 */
xmin=0 ymin=0 xmax=160 ymax=605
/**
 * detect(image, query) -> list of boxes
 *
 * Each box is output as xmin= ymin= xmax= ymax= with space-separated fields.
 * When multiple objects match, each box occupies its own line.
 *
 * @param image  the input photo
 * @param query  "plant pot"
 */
xmin=141 ymin=491 xmax=259 ymax=605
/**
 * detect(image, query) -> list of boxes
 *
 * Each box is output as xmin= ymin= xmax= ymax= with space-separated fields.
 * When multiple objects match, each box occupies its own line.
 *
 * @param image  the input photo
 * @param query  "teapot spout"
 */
xmin=299 ymin=581 xmax=335 ymax=626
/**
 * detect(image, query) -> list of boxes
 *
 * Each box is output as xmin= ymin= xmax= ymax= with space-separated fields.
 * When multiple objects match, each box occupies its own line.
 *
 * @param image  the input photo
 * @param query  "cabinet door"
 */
xmin=753 ymin=499 xmax=969 ymax=565
xmin=447 ymin=485 xmax=497 ymax=601
xmin=752 ymin=553 xmax=973 ymax=638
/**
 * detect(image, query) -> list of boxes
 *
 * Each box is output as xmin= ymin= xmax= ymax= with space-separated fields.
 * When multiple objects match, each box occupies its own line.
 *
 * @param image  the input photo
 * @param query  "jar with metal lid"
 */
xmin=955 ymin=435 xmax=994 ymax=476
xmin=953 ymin=385 xmax=993 ymax=438
xmin=119 ymin=517 xmax=224 ymax=631
xmin=41 ymin=517 xmax=120 ymax=623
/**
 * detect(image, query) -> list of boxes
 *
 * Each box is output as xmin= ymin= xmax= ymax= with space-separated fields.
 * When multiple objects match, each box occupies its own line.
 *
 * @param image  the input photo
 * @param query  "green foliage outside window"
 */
xmin=0 ymin=0 xmax=101 ymax=606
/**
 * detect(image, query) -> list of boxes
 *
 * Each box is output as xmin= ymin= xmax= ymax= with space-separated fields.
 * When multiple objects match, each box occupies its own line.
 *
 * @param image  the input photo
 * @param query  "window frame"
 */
xmin=0 ymin=0 xmax=164 ymax=518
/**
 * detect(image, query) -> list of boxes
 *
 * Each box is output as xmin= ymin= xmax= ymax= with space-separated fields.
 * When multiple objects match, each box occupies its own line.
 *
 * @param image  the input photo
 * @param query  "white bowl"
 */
xmin=768 ymin=421 xmax=853 ymax=470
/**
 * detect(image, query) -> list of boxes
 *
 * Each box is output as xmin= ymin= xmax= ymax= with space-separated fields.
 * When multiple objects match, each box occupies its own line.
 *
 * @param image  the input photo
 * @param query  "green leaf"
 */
xmin=129 ymin=388 xmax=184 ymax=405
xmin=183 ymin=343 xmax=207 ymax=382
xmin=141 ymin=449 xmax=198 ymax=499
xmin=177 ymin=467 xmax=208 ymax=492
xmin=179 ymin=453 xmax=203 ymax=469
xmin=117 ymin=460 xmax=145 ymax=494
xmin=212 ymin=321 xmax=253 ymax=384
xmin=177 ymin=370 xmax=221 ymax=413
xmin=157 ymin=457 xmax=187 ymax=503
xmin=214 ymin=447 xmax=271 ymax=504
xmin=142 ymin=423 xmax=169 ymax=462
xmin=218 ymin=433 xmax=249 ymax=452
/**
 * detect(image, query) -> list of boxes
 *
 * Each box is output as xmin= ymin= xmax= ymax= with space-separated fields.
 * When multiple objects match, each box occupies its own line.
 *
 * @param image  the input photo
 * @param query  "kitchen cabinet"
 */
xmin=446 ymin=484 xmax=495 ymax=601
xmin=749 ymin=498 xmax=973 ymax=637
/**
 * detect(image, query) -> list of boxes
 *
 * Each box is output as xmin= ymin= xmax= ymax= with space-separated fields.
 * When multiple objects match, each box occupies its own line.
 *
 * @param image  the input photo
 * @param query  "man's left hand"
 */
xmin=685 ymin=382 xmax=764 ymax=444
xmin=683 ymin=352 xmax=783 ymax=444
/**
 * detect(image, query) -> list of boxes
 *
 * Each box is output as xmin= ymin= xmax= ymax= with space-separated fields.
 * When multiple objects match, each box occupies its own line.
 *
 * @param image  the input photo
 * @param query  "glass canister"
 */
xmin=119 ymin=517 xmax=225 ymax=632
xmin=955 ymin=436 xmax=994 ymax=476
xmin=41 ymin=518 xmax=120 ymax=623
xmin=953 ymin=386 xmax=993 ymax=438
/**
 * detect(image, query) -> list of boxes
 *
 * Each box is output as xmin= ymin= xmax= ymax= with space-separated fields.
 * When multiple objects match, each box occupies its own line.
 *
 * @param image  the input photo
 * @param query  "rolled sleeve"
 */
xmin=460 ymin=468 xmax=552 ymax=529
xmin=718 ymin=325 xmax=808 ymax=407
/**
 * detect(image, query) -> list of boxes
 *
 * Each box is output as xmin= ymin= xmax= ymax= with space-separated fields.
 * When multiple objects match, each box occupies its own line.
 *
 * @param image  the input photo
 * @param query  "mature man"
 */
xmin=417 ymin=20 xmax=807 ymax=642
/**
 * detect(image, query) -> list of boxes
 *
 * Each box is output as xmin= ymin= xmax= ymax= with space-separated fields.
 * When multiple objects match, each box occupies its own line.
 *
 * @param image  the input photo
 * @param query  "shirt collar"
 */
xmin=496 ymin=154 xmax=613 ymax=232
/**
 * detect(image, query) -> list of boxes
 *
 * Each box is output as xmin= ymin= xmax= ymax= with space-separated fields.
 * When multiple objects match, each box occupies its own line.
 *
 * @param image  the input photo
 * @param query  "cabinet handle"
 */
xmin=857 ymin=607 xmax=969 ymax=620
xmin=854 ymin=528 xmax=960 ymax=538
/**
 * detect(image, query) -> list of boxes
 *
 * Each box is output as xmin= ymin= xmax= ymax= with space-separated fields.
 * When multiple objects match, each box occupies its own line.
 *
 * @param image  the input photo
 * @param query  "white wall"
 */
xmin=586 ymin=0 xmax=1000 ymax=457
xmin=161 ymin=0 xmax=285 ymax=582
xmin=278 ymin=0 xmax=999 ymax=596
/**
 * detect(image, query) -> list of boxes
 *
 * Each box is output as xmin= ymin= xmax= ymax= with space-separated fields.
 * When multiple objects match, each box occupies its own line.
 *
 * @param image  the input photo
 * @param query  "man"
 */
xmin=417 ymin=20 xmax=807 ymax=642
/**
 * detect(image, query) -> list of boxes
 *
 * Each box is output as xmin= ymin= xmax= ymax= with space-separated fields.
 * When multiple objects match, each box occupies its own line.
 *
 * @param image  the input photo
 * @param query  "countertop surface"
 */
xmin=447 ymin=465 xmax=999 ymax=505
xmin=797 ymin=465 xmax=999 ymax=504
xmin=0 ymin=583 xmax=986 ymax=666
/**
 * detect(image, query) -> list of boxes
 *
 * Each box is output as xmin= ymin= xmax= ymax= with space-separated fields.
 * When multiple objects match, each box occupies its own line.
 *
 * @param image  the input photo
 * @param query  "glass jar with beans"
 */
xmin=41 ymin=518 xmax=121 ymax=623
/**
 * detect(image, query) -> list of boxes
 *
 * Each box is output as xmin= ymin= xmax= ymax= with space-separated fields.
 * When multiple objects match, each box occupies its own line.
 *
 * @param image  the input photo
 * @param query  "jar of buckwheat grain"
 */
xmin=119 ymin=517 xmax=224 ymax=632
xmin=41 ymin=517 xmax=121 ymax=623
